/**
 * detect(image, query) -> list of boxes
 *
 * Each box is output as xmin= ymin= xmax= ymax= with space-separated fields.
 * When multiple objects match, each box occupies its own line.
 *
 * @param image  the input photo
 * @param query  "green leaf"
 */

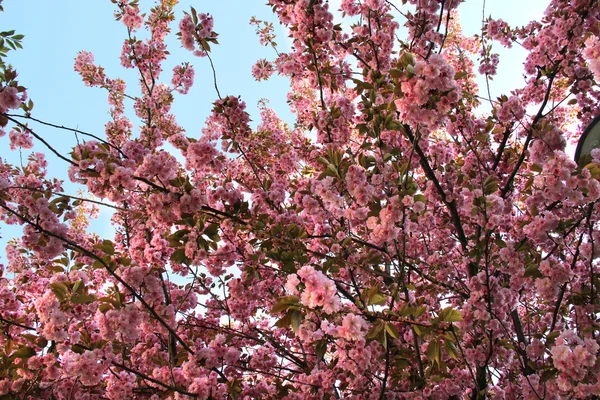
xmin=315 ymin=339 xmax=327 ymax=359
xmin=271 ymin=296 xmax=299 ymax=314
xmin=316 ymin=156 xmax=329 ymax=165
xmin=170 ymin=248 xmax=188 ymax=264
xmin=99 ymin=240 xmax=115 ymax=255
xmin=50 ymin=282 xmax=68 ymax=302
xmin=399 ymin=52 xmax=415 ymax=67
xmin=413 ymin=194 xmax=427 ymax=203
xmin=393 ymin=356 xmax=410 ymax=371
xmin=190 ymin=6 xmax=198 ymax=25
xmin=71 ymin=293 xmax=94 ymax=304
xmin=384 ymin=323 xmax=399 ymax=339
xmin=413 ymin=306 xmax=427 ymax=318
xmin=389 ymin=68 xmax=403 ymax=79
xmin=37 ymin=337 xmax=48 ymax=348
xmin=228 ymin=378 xmax=243 ymax=400
xmin=290 ymin=310 xmax=303 ymax=332
xmin=99 ymin=303 xmax=113 ymax=313
xmin=275 ymin=312 xmax=292 ymax=329
xmin=545 ymin=331 xmax=560 ymax=347
xmin=413 ymin=324 xmax=433 ymax=338
xmin=494 ymin=238 xmax=507 ymax=248
xmin=72 ymin=279 xmax=82 ymax=294
xmin=483 ymin=176 xmax=499 ymax=195
xmin=541 ymin=368 xmax=559 ymax=382
xmin=327 ymin=164 xmax=340 ymax=178
xmin=444 ymin=339 xmax=459 ymax=360
xmin=524 ymin=263 xmax=543 ymax=278
xmin=367 ymin=287 xmax=387 ymax=306
xmin=49 ymin=265 xmax=65 ymax=273
xmin=203 ymin=223 xmax=220 ymax=240
xmin=366 ymin=321 xmax=384 ymax=340
xmin=368 ymin=293 xmax=387 ymax=306
xmin=584 ymin=163 xmax=600 ymax=179
xmin=426 ymin=339 xmax=440 ymax=366
xmin=386 ymin=120 xmax=404 ymax=131
xmin=439 ymin=307 xmax=462 ymax=323
xmin=12 ymin=346 xmax=35 ymax=359
xmin=21 ymin=334 xmax=38 ymax=344
xmin=529 ymin=163 xmax=543 ymax=173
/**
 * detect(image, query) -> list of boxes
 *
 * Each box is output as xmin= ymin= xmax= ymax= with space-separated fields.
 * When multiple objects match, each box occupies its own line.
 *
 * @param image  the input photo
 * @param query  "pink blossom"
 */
xmin=121 ymin=6 xmax=143 ymax=30
xmin=338 ymin=314 xmax=368 ymax=341
xmin=0 ymin=86 xmax=21 ymax=111
xmin=171 ymin=63 xmax=195 ymax=94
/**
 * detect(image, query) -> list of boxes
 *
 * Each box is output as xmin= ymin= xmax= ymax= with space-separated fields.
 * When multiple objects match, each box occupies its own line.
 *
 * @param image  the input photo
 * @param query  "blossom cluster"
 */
xmin=395 ymin=54 xmax=461 ymax=128
xmin=287 ymin=266 xmax=341 ymax=313
xmin=179 ymin=12 xmax=214 ymax=57
xmin=0 ymin=0 xmax=599 ymax=398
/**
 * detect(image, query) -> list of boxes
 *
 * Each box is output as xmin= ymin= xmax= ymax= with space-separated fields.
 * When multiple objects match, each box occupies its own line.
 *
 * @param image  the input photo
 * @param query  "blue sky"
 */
xmin=0 ymin=0 xmax=548 ymax=263
xmin=0 ymin=0 xmax=295 ymax=254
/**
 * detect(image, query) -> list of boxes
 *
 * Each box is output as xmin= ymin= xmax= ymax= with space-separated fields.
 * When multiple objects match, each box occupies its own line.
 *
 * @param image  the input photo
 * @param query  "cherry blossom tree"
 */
xmin=1 ymin=0 xmax=600 ymax=398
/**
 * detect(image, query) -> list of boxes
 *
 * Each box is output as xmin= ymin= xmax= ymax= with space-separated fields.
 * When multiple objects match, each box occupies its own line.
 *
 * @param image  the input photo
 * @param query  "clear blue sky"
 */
xmin=0 ymin=0 xmax=295 ymax=254
xmin=0 ymin=0 xmax=548 ymax=263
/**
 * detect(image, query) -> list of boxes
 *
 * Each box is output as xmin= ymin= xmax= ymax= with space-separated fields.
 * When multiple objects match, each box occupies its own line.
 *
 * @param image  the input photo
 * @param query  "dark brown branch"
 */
xmin=74 ymin=340 xmax=198 ymax=398
xmin=492 ymin=127 xmax=512 ymax=170
xmin=500 ymin=72 xmax=556 ymax=197
xmin=4 ymin=113 xmax=125 ymax=157
xmin=7 ymin=186 xmax=130 ymax=212
xmin=111 ymin=360 xmax=198 ymax=397
xmin=511 ymin=309 xmax=535 ymax=375
xmin=3 ymin=114 xmax=78 ymax=167
xmin=0 ymin=314 xmax=36 ymax=331
xmin=403 ymin=124 xmax=468 ymax=250
xmin=549 ymin=206 xmax=591 ymax=332
xmin=0 ymin=202 xmax=195 ymax=356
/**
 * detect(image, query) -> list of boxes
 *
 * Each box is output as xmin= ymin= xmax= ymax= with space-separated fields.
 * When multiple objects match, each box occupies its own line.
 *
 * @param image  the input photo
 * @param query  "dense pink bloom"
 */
xmin=584 ymin=37 xmax=600 ymax=78
xmin=1 ymin=0 xmax=600 ymax=398
xmin=497 ymin=95 xmax=526 ymax=121
xmin=8 ymin=129 xmax=33 ymax=149
xmin=171 ymin=63 xmax=195 ymax=94
xmin=121 ymin=6 xmax=143 ymax=30
xmin=252 ymin=59 xmax=274 ymax=81
xmin=179 ymin=13 xmax=214 ymax=57
xmin=296 ymin=266 xmax=341 ymax=314
xmin=338 ymin=314 xmax=368 ymax=341
xmin=0 ymin=86 xmax=21 ymax=111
